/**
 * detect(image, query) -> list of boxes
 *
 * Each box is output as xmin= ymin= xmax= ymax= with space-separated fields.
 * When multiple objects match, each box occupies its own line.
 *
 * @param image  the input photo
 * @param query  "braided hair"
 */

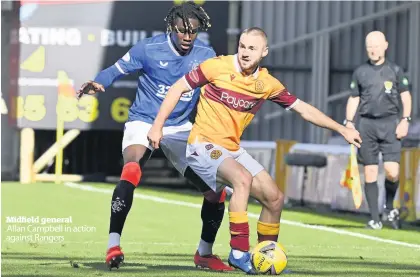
xmin=164 ymin=1 xmax=211 ymax=33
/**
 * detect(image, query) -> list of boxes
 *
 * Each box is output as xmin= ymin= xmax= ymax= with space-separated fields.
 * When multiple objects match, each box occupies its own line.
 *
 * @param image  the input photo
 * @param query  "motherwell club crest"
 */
xmin=210 ymin=150 xmax=222 ymax=160
xmin=255 ymin=80 xmax=264 ymax=92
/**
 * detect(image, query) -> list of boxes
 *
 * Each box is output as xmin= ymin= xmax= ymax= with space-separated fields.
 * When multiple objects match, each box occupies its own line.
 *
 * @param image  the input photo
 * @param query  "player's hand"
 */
xmin=341 ymin=127 xmax=362 ymax=148
xmin=77 ymin=81 xmax=105 ymax=99
xmin=396 ymin=120 xmax=409 ymax=139
xmin=147 ymin=125 xmax=163 ymax=149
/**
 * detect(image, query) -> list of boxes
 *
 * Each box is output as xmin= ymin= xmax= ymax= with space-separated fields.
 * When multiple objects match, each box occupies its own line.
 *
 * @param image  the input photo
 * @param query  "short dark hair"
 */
xmin=164 ymin=1 xmax=211 ymax=33
xmin=241 ymin=27 xmax=268 ymax=44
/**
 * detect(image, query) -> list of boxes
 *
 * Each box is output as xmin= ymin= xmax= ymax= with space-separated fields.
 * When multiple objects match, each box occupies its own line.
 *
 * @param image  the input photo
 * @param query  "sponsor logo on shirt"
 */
xmin=220 ymin=91 xmax=257 ymax=109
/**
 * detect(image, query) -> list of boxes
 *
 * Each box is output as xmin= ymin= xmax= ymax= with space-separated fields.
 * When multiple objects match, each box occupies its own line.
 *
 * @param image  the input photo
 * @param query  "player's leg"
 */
xmin=216 ymin=157 xmax=256 ymax=274
xmin=184 ymin=168 xmax=225 ymax=254
xmin=186 ymin=143 xmax=256 ymax=274
xmin=184 ymin=168 xmax=233 ymax=271
xmin=358 ymin=117 xmax=382 ymax=229
xmin=235 ymin=151 xmax=283 ymax=242
xmin=160 ymin=133 xmax=232 ymax=271
xmin=249 ymin=171 xmax=284 ymax=242
xmin=106 ymin=121 xmax=153 ymax=269
xmin=380 ymin=119 xmax=402 ymax=229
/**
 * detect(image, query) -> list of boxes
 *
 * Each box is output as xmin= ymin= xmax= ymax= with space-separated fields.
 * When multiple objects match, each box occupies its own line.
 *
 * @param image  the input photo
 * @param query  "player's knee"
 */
xmin=234 ymin=169 xmax=253 ymax=191
xmin=120 ymin=162 xmax=142 ymax=187
xmin=267 ymin=188 xmax=284 ymax=213
xmin=203 ymin=189 xmax=226 ymax=204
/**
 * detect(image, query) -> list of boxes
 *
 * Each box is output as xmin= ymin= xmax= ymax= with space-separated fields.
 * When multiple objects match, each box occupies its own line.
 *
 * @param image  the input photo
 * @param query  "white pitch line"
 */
xmin=64 ymin=182 xmax=420 ymax=250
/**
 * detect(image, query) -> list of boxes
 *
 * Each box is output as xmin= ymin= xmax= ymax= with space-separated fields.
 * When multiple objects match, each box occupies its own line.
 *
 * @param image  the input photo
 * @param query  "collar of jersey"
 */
xmin=233 ymin=54 xmax=260 ymax=78
xmin=368 ymin=59 xmax=387 ymax=70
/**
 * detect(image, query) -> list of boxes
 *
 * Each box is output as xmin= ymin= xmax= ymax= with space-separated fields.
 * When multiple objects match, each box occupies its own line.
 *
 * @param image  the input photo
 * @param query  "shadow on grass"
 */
xmin=3 ymin=252 xmax=420 ymax=276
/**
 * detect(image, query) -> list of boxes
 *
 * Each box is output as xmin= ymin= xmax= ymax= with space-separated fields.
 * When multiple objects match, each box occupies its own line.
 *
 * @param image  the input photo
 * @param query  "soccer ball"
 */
xmin=251 ymin=241 xmax=287 ymax=275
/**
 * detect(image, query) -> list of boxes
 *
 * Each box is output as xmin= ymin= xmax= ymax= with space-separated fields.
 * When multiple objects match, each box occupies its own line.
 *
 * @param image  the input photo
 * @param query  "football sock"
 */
xmin=108 ymin=162 xmax=142 ymax=246
xmin=229 ymin=211 xmax=250 ymax=253
xmin=364 ymin=181 xmax=380 ymax=222
xmin=257 ymin=221 xmax=280 ymax=243
xmin=198 ymin=196 xmax=225 ymax=256
xmin=108 ymin=233 xmax=121 ymax=249
xmin=232 ymin=249 xmax=246 ymax=259
xmin=385 ymin=179 xmax=399 ymax=210
xmin=198 ymin=239 xmax=213 ymax=257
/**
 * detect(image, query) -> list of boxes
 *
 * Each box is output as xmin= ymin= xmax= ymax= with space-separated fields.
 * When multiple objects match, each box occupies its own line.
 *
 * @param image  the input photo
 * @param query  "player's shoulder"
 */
xmin=259 ymin=68 xmax=285 ymax=92
xmin=201 ymin=54 xmax=231 ymax=67
xmin=141 ymin=33 xmax=168 ymax=49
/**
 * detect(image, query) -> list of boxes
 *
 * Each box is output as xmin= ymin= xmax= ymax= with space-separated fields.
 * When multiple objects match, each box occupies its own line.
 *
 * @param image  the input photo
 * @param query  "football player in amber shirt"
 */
xmin=149 ymin=27 xmax=362 ymax=274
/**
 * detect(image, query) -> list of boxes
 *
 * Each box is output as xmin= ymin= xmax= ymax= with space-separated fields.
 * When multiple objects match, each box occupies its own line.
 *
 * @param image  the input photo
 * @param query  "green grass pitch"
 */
xmin=2 ymin=182 xmax=420 ymax=276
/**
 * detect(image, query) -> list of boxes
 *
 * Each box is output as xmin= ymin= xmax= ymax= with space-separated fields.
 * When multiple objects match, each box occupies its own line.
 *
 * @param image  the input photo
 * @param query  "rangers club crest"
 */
xmin=189 ymin=59 xmax=200 ymax=70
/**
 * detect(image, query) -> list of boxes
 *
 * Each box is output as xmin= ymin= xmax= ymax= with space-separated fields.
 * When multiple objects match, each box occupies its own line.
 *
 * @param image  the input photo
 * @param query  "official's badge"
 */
xmin=350 ymin=81 xmax=356 ymax=89
xmin=210 ymin=150 xmax=222 ymax=160
xmin=402 ymin=77 xmax=409 ymax=86
xmin=255 ymin=80 xmax=264 ymax=92
xmin=384 ymin=81 xmax=393 ymax=93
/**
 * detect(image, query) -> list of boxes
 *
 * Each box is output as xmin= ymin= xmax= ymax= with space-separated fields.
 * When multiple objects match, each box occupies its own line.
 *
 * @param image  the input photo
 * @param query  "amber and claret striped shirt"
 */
xmin=183 ymin=54 xmax=299 ymax=151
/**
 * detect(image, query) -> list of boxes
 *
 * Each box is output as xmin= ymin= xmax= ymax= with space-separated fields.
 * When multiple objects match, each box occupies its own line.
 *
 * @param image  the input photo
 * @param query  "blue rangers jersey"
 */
xmin=94 ymin=34 xmax=215 ymax=126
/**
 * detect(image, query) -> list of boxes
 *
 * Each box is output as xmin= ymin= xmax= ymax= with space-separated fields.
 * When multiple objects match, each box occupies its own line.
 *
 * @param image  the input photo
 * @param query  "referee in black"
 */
xmin=344 ymin=31 xmax=412 ymax=230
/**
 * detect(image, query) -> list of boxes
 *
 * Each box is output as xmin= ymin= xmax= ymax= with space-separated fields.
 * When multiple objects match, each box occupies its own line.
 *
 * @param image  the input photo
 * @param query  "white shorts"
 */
xmin=186 ymin=142 xmax=265 ymax=192
xmin=122 ymin=120 xmax=192 ymax=175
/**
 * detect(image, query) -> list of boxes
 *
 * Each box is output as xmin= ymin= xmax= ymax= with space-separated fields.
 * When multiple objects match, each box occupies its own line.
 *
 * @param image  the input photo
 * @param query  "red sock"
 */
xmin=120 ymin=162 xmax=142 ymax=187
xmin=229 ymin=211 xmax=249 ymax=251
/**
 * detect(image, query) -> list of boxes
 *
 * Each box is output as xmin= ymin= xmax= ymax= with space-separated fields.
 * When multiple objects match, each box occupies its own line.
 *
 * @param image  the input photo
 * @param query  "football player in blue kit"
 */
xmin=77 ymin=1 xmax=232 ymax=271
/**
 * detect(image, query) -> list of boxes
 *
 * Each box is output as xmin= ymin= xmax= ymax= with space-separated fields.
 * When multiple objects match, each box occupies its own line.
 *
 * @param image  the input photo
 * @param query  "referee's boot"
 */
xmin=366 ymin=220 xmax=383 ymax=230
xmin=382 ymin=208 xmax=402 ymax=230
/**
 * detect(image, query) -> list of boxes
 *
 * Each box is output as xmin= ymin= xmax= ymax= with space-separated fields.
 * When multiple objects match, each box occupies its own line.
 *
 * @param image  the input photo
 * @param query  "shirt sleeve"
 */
xmin=183 ymin=57 xmax=221 ymax=90
xmin=268 ymin=79 xmax=299 ymax=110
xmin=94 ymin=41 xmax=145 ymax=88
xmin=396 ymin=67 xmax=411 ymax=93
xmin=349 ymin=70 xmax=361 ymax=97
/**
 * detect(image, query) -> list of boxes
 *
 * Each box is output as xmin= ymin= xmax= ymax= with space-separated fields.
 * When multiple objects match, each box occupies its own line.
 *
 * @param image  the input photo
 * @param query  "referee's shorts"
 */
xmin=357 ymin=115 xmax=402 ymax=165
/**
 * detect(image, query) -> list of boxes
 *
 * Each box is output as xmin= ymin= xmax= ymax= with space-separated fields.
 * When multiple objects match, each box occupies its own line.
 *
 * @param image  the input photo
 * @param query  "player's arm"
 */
xmin=148 ymin=63 xmax=213 ymax=149
xmin=396 ymin=68 xmax=412 ymax=139
xmin=291 ymin=100 xmax=359 ymax=147
xmin=344 ymin=70 xmax=361 ymax=128
xmin=268 ymin=83 xmax=362 ymax=148
xmin=77 ymin=42 xmax=145 ymax=98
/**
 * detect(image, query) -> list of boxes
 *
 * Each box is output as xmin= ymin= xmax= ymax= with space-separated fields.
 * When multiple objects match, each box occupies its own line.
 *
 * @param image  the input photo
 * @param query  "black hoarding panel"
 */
xmin=16 ymin=1 xmax=228 ymax=130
